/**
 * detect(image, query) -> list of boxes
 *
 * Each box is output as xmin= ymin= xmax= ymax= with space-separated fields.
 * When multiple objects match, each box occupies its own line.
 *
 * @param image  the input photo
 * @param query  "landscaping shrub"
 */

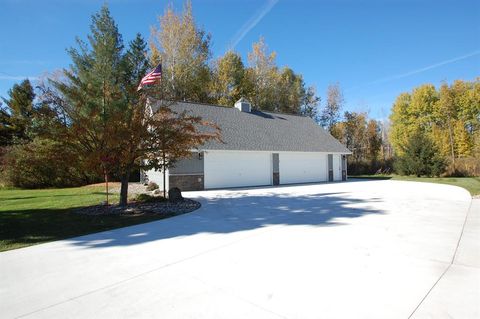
xmin=394 ymin=131 xmax=447 ymax=177
xmin=146 ymin=181 xmax=159 ymax=191
xmin=0 ymin=146 xmax=8 ymax=187
xmin=445 ymin=157 xmax=480 ymax=177
xmin=348 ymin=158 xmax=394 ymax=175
xmin=0 ymin=138 xmax=98 ymax=188
xmin=135 ymin=193 xmax=166 ymax=203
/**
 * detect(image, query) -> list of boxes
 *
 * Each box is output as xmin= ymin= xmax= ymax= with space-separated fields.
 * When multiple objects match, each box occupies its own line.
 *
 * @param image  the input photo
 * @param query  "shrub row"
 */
xmin=347 ymin=159 xmax=394 ymax=176
xmin=0 ymin=139 xmax=100 ymax=188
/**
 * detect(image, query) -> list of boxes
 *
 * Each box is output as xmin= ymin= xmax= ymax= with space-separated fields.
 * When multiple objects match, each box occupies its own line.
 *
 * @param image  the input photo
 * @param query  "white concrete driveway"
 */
xmin=1 ymin=180 xmax=478 ymax=319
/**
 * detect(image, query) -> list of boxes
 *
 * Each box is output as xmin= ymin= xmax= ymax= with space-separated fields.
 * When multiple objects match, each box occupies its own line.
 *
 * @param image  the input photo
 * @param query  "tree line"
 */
xmin=148 ymin=2 xmax=320 ymax=116
xmin=0 ymin=1 xmax=325 ymax=204
xmin=314 ymin=84 xmax=391 ymax=175
xmin=1 ymin=0 xmax=333 ymax=201
xmin=0 ymin=4 xmax=221 ymax=205
xmin=390 ymin=80 xmax=480 ymax=176
xmin=1 ymin=1 xmax=478 ymax=200
xmin=319 ymin=78 xmax=480 ymax=177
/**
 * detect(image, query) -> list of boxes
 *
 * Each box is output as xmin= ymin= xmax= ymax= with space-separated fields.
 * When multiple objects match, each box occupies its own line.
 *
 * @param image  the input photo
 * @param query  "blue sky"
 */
xmin=1 ymin=0 xmax=479 ymax=119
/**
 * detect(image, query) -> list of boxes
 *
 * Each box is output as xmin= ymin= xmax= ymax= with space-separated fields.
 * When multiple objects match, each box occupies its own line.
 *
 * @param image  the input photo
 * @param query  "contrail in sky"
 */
xmin=228 ymin=0 xmax=279 ymax=51
xmin=348 ymin=49 xmax=480 ymax=91
xmin=0 ymin=74 xmax=38 ymax=81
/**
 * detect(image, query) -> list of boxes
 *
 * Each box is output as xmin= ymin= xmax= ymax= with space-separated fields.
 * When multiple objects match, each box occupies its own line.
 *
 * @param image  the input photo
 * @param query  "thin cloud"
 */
xmin=0 ymin=60 xmax=48 ymax=65
xmin=348 ymin=49 xmax=480 ymax=91
xmin=0 ymin=74 xmax=39 ymax=81
xmin=228 ymin=0 xmax=279 ymax=50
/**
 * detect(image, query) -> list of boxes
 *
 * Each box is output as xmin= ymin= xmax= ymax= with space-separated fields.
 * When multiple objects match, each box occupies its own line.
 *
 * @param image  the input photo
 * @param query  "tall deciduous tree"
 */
xmin=390 ymin=84 xmax=438 ymax=155
xmin=246 ymin=37 xmax=278 ymax=111
xmin=242 ymin=37 xmax=320 ymax=116
xmin=276 ymin=67 xmax=304 ymax=114
xmin=320 ymin=83 xmax=344 ymax=133
xmin=210 ymin=51 xmax=245 ymax=106
xmin=343 ymin=111 xmax=367 ymax=162
xmin=331 ymin=111 xmax=383 ymax=172
xmin=366 ymin=119 xmax=382 ymax=163
xmin=150 ymin=0 xmax=211 ymax=102
xmin=143 ymin=104 xmax=220 ymax=197
xmin=390 ymin=79 xmax=479 ymax=165
xmin=300 ymin=86 xmax=320 ymax=120
xmin=112 ymin=33 xmax=151 ymax=205
xmin=389 ymin=92 xmax=412 ymax=157
xmin=434 ymin=82 xmax=457 ymax=166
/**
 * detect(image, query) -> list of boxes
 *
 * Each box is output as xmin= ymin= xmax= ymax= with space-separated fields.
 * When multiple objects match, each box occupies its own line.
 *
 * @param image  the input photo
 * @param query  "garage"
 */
xmin=204 ymin=151 xmax=271 ymax=189
xmin=144 ymin=101 xmax=351 ymax=191
xmin=279 ymin=152 xmax=327 ymax=184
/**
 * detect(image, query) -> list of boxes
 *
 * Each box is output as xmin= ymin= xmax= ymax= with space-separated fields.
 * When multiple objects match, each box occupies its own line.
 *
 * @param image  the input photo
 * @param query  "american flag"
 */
xmin=137 ymin=63 xmax=162 ymax=91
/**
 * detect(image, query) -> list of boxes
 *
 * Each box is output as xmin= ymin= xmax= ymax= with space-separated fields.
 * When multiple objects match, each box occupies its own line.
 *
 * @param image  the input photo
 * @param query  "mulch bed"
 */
xmin=73 ymin=198 xmax=201 ymax=216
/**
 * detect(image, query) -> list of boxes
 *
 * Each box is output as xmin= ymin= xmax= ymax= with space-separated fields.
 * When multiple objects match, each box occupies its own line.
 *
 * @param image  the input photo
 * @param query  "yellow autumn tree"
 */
xmin=150 ymin=1 xmax=211 ymax=102
xmin=390 ymin=79 xmax=480 ymax=175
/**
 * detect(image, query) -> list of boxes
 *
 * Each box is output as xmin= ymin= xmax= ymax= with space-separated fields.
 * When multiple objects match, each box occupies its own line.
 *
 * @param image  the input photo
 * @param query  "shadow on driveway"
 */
xmin=70 ymin=190 xmax=384 ymax=249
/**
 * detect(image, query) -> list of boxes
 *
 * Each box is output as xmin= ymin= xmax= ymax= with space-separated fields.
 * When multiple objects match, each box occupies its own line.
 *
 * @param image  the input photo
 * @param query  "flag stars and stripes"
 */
xmin=138 ymin=63 xmax=162 ymax=91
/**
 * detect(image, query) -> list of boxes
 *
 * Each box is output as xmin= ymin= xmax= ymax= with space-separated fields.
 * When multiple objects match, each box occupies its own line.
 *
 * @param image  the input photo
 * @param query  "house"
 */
xmin=144 ymin=99 xmax=351 ymax=191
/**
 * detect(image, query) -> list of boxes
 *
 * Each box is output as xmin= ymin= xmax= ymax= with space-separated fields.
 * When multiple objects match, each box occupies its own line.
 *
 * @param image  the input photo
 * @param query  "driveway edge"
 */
xmin=409 ymin=199 xmax=480 ymax=318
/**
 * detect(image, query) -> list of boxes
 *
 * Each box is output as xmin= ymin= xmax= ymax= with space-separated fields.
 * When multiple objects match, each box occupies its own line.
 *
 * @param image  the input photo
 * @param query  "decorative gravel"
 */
xmin=74 ymin=198 xmax=201 ymax=216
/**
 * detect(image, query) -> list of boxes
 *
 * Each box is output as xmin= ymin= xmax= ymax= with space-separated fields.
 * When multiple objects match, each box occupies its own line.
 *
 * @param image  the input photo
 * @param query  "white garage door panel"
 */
xmin=333 ymin=154 xmax=342 ymax=181
xmin=205 ymin=152 xmax=271 ymax=189
xmin=280 ymin=153 xmax=327 ymax=184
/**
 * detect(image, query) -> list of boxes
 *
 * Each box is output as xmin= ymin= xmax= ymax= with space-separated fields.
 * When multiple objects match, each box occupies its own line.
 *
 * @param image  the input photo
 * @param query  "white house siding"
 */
xmin=279 ymin=152 xmax=328 ymax=184
xmin=145 ymin=168 xmax=168 ymax=191
xmin=204 ymin=151 xmax=271 ymax=189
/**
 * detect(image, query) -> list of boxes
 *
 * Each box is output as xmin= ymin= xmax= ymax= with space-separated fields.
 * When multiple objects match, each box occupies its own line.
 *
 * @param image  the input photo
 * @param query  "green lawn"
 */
xmin=3 ymin=176 xmax=478 ymax=252
xmin=349 ymin=175 xmax=480 ymax=196
xmin=0 ymin=186 xmax=169 ymax=252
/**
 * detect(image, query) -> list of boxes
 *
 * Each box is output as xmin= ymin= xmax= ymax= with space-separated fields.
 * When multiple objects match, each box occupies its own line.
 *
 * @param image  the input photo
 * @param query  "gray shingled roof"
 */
xmin=152 ymin=101 xmax=351 ymax=153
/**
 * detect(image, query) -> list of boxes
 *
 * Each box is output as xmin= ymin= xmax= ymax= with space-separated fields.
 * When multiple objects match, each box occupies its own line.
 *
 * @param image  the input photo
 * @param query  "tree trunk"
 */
xmin=162 ymin=152 xmax=167 ymax=198
xmin=447 ymin=119 xmax=456 ymax=170
xmin=104 ymin=167 xmax=109 ymax=206
xmin=119 ymin=170 xmax=130 ymax=207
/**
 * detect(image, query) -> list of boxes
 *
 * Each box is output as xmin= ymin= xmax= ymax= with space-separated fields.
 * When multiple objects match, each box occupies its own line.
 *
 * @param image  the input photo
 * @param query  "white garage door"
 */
xmin=280 ymin=153 xmax=327 ymax=184
xmin=204 ymin=151 xmax=271 ymax=189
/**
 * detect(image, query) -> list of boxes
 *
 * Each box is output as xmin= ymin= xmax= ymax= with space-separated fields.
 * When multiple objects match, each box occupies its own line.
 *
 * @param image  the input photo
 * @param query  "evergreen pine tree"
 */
xmin=395 ymin=131 xmax=446 ymax=177
xmin=52 ymin=5 xmax=127 ymax=204
xmin=1 ymin=79 xmax=35 ymax=145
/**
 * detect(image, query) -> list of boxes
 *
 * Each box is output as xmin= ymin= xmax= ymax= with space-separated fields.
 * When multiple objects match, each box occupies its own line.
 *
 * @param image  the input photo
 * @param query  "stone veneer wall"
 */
xmin=169 ymin=174 xmax=204 ymax=191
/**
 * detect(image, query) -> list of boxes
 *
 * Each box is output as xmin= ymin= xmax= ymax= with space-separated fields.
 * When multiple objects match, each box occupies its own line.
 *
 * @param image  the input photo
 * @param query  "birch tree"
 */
xmin=320 ymin=83 xmax=344 ymax=133
xmin=246 ymin=37 xmax=278 ymax=111
xmin=150 ymin=1 xmax=211 ymax=102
